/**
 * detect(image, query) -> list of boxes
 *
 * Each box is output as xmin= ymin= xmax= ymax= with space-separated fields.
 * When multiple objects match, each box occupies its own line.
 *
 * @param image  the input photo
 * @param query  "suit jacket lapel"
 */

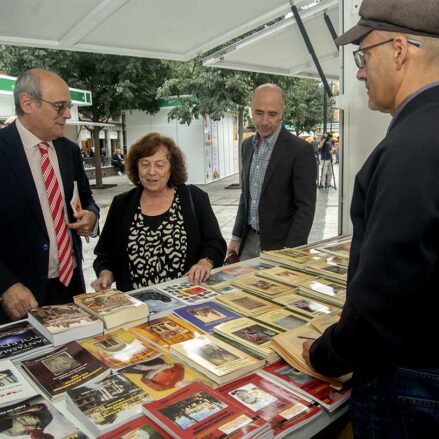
xmin=1 ymin=124 xmax=46 ymax=233
xmin=261 ymin=126 xmax=287 ymax=195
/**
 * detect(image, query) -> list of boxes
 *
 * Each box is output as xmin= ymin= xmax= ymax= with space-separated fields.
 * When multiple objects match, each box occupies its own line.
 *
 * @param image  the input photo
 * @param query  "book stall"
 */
xmin=0 ymin=235 xmax=352 ymax=439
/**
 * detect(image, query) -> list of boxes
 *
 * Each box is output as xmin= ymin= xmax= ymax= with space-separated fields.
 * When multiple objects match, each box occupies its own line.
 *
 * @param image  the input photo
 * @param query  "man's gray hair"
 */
xmin=14 ymin=70 xmax=41 ymax=116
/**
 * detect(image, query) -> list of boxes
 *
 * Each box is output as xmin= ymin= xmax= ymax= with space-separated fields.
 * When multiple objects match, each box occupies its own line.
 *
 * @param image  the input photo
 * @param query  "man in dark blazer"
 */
xmin=0 ymin=69 xmax=99 ymax=323
xmin=228 ymin=83 xmax=316 ymax=260
xmin=302 ymin=0 xmax=439 ymax=435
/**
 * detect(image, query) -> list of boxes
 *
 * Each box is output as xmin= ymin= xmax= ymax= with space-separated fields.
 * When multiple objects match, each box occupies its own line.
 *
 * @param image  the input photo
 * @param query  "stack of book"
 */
xmin=28 ymin=303 xmax=103 ymax=345
xmin=297 ymin=278 xmax=346 ymax=307
xmin=142 ymin=381 xmax=272 ymax=439
xmin=21 ymin=341 xmax=111 ymax=400
xmin=74 ymin=289 xmax=149 ymax=331
xmin=170 ymin=334 xmax=264 ymax=385
xmin=66 ymin=373 xmax=151 ymax=437
xmin=256 ymin=265 xmax=317 ymax=287
xmin=98 ymin=416 xmax=172 ymax=439
xmin=251 ymin=308 xmax=310 ymax=332
xmin=0 ymin=320 xmax=52 ymax=362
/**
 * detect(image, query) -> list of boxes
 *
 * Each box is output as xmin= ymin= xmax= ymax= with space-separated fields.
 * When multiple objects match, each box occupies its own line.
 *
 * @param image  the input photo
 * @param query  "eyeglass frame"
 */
xmin=36 ymin=97 xmax=73 ymax=114
xmin=353 ymin=37 xmax=423 ymax=69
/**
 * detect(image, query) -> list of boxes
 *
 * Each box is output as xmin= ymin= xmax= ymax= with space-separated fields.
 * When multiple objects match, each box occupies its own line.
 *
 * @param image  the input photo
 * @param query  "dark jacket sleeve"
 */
xmin=189 ymin=185 xmax=226 ymax=267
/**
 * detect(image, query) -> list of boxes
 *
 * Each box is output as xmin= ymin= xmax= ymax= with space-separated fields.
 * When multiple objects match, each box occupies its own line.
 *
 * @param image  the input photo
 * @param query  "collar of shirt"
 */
xmin=15 ymin=117 xmax=54 ymax=151
xmin=389 ymin=81 xmax=439 ymax=132
xmin=252 ymin=122 xmax=283 ymax=151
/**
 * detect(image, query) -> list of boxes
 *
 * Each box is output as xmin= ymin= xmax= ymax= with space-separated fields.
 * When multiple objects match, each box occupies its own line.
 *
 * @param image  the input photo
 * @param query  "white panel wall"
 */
xmin=338 ymin=0 xmax=391 ymax=234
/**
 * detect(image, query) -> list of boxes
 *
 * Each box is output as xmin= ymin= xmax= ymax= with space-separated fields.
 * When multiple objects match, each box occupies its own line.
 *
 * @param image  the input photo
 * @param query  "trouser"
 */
xmin=239 ymin=229 xmax=261 ymax=261
xmin=320 ymin=159 xmax=332 ymax=187
xmin=350 ymin=367 xmax=439 ymax=438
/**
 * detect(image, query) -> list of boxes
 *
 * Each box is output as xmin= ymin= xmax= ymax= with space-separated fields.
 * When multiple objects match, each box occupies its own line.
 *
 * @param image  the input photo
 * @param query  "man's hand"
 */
xmin=302 ymin=339 xmax=315 ymax=369
xmin=91 ymin=270 xmax=114 ymax=291
xmin=68 ymin=209 xmax=97 ymax=237
xmin=1 ymin=283 xmax=38 ymax=320
xmin=227 ymin=240 xmax=240 ymax=257
xmin=188 ymin=258 xmax=213 ymax=285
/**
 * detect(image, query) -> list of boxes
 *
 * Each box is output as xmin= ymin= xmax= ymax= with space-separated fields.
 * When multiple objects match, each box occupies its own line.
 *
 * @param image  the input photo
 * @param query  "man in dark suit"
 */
xmin=302 ymin=0 xmax=439 ymax=435
xmin=0 ymin=69 xmax=99 ymax=323
xmin=227 ymin=83 xmax=316 ymax=260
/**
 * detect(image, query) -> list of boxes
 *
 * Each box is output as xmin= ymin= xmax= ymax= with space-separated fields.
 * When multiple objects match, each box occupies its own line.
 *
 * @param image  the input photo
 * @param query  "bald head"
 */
xmin=251 ymin=84 xmax=285 ymax=109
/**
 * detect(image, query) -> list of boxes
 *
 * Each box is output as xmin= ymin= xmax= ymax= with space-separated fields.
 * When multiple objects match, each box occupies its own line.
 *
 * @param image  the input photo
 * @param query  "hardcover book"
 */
xmin=79 ymin=328 xmax=161 ymax=369
xmin=170 ymin=334 xmax=264 ymax=385
xmin=74 ymin=289 xmax=149 ymax=330
xmin=0 ymin=394 xmax=87 ymax=438
xmin=0 ymin=359 xmax=37 ymax=407
xmin=262 ymin=360 xmax=351 ymax=412
xmin=28 ymin=303 xmax=103 ymax=345
xmin=128 ymin=287 xmax=185 ymax=320
xmin=173 ymin=301 xmax=241 ymax=333
xmin=0 ymin=320 xmax=52 ymax=361
xmin=22 ymin=341 xmax=110 ymax=399
xmin=218 ymin=373 xmax=322 ymax=436
xmin=142 ymin=381 xmax=270 ymax=439
xmin=131 ymin=315 xmax=203 ymax=350
xmin=97 ymin=415 xmax=172 ymax=439
xmin=214 ymin=291 xmax=279 ymax=317
xmin=120 ymin=351 xmax=217 ymax=401
xmin=66 ymin=373 xmax=151 ymax=437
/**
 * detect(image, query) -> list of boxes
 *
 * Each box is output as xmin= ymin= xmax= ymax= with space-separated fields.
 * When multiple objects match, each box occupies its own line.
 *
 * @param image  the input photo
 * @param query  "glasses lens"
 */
xmin=354 ymin=52 xmax=364 ymax=69
xmin=56 ymin=102 xmax=72 ymax=113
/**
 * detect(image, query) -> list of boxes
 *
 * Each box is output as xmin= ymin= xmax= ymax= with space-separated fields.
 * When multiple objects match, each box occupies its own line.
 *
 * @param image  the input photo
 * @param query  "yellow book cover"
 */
xmin=297 ymin=278 xmax=346 ymax=306
xmin=215 ymin=291 xmax=279 ymax=316
xmin=231 ymin=273 xmax=295 ymax=297
xmin=253 ymin=308 xmax=310 ymax=332
xmin=79 ymin=328 xmax=161 ymax=369
xmin=131 ymin=315 xmax=203 ymax=349
xmin=120 ymin=352 xmax=217 ymax=400
xmin=256 ymin=266 xmax=317 ymax=287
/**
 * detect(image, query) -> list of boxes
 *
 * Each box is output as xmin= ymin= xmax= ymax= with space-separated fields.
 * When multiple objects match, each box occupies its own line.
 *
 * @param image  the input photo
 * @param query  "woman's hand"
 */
xmin=91 ymin=269 xmax=114 ymax=291
xmin=188 ymin=258 xmax=213 ymax=285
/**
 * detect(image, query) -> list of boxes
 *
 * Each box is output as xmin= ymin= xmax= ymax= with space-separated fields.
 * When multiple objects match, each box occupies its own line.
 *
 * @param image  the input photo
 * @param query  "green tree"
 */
xmin=0 ymin=45 xmax=170 ymax=187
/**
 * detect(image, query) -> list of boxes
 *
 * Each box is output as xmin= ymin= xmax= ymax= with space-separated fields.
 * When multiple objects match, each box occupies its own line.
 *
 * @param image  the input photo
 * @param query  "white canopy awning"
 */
xmin=203 ymin=0 xmax=339 ymax=80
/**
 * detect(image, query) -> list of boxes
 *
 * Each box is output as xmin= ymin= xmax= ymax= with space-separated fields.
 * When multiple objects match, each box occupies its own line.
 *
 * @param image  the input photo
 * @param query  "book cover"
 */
xmin=256 ymin=266 xmax=317 ymax=287
xmin=120 ymin=351 xmax=217 ymax=400
xmin=142 ymin=381 xmax=269 ymax=439
xmin=297 ymin=278 xmax=346 ymax=307
xmin=219 ymin=373 xmax=322 ymax=435
xmin=28 ymin=303 xmax=103 ymax=345
xmin=66 ymin=374 xmax=151 ymax=436
xmin=128 ymin=287 xmax=185 ymax=320
xmin=219 ymin=265 xmax=254 ymax=277
xmin=131 ymin=315 xmax=203 ymax=349
xmin=252 ymin=308 xmax=309 ymax=332
xmin=0 ymin=360 xmax=37 ymax=407
xmin=80 ymin=328 xmax=161 ymax=369
xmin=0 ymin=394 xmax=87 ymax=438
xmin=303 ymin=261 xmax=348 ymax=282
xmin=262 ymin=360 xmax=351 ymax=412
xmin=97 ymin=415 xmax=172 ymax=439
xmin=0 ymin=320 xmax=51 ymax=361
xmin=173 ymin=301 xmax=241 ymax=333
xmin=201 ymin=271 xmax=234 ymax=286
xmin=22 ymin=341 xmax=110 ymax=399
xmin=170 ymin=334 xmax=263 ymax=384
xmin=274 ymin=293 xmax=341 ymax=319
xmin=159 ymin=282 xmax=218 ymax=305
xmin=214 ymin=291 xmax=279 ymax=317
xmin=231 ymin=273 xmax=295 ymax=298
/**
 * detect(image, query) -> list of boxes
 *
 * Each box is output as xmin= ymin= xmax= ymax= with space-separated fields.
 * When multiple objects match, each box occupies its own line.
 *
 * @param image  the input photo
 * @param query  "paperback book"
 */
xmin=302 ymin=260 xmax=348 ymax=283
xmin=173 ymin=301 xmax=241 ymax=333
xmin=128 ymin=287 xmax=185 ymax=320
xmin=142 ymin=381 xmax=271 ymax=439
xmin=201 ymin=270 xmax=234 ymax=286
xmin=0 ymin=394 xmax=87 ymax=438
xmin=158 ymin=282 xmax=218 ymax=304
xmin=120 ymin=351 xmax=217 ymax=401
xmin=0 ymin=359 xmax=37 ymax=407
xmin=170 ymin=334 xmax=264 ymax=385
xmin=79 ymin=328 xmax=161 ymax=369
xmin=256 ymin=266 xmax=316 ymax=287
xmin=273 ymin=293 xmax=341 ymax=319
xmin=74 ymin=289 xmax=149 ymax=330
xmin=231 ymin=273 xmax=296 ymax=299
xmin=66 ymin=373 xmax=151 ymax=437
xmin=214 ymin=291 xmax=279 ymax=317
xmin=22 ymin=341 xmax=110 ymax=399
xmin=28 ymin=303 xmax=103 ymax=346
xmin=218 ymin=373 xmax=322 ymax=437
xmin=252 ymin=308 xmax=309 ymax=332
xmin=297 ymin=278 xmax=346 ymax=307
xmin=131 ymin=315 xmax=203 ymax=350
xmin=316 ymin=237 xmax=352 ymax=259
xmin=0 ymin=320 xmax=52 ymax=361
xmin=218 ymin=264 xmax=255 ymax=277
xmin=262 ymin=360 xmax=351 ymax=412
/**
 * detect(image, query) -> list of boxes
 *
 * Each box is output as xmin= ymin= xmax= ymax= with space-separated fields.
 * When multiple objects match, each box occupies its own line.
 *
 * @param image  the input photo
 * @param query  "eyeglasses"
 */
xmin=353 ymin=38 xmax=423 ymax=69
xmin=37 ymin=97 xmax=73 ymax=114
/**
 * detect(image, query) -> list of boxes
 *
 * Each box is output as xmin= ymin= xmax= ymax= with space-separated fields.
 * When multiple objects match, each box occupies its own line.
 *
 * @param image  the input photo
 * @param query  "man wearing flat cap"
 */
xmin=302 ymin=0 xmax=439 ymax=436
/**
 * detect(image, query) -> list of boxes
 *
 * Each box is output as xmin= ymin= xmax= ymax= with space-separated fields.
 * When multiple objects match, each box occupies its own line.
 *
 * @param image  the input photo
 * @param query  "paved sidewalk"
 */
xmin=82 ymin=164 xmax=340 ymax=289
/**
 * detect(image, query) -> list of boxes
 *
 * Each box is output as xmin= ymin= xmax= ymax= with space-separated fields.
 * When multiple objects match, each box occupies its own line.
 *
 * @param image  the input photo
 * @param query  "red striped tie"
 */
xmin=38 ymin=142 xmax=74 ymax=286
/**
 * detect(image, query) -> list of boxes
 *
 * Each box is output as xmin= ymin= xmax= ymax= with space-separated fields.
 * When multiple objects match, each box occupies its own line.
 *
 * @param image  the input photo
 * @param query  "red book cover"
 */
xmin=142 ymin=382 xmax=269 ymax=439
xmin=262 ymin=360 xmax=350 ymax=411
xmin=98 ymin=415 xmax=172 ymax=439
xmin=22 ymin=341 xmax=109 ymax=398
xmin=218 ymin=373 xmax=322 ymax=436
